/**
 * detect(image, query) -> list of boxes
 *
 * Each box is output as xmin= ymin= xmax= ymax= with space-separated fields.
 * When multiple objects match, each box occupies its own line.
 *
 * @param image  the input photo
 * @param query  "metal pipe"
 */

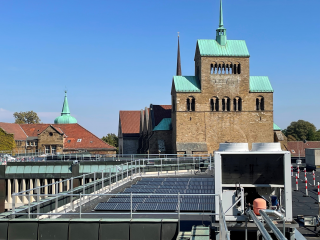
xmin=259 ymin=210 xmax=286 ymax=240
xmin=247 ymin=210 xmax=272 ymax=240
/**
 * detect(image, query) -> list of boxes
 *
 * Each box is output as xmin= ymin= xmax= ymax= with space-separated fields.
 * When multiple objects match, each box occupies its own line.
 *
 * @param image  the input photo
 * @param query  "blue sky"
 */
xmin=0 ymin=0 xmax=319 ymax=137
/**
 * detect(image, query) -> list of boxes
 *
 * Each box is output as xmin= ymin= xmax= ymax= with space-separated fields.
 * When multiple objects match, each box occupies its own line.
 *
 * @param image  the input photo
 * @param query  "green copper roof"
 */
xmin=61 ymin=91 xmax=70 ymax=114
xmin=173 ymin=76 xmax=201 ymax=92
xmin=54 ymin=91 xmax=78 ymax=124
xmin=273 ymin=123 xmax=281 ymax=131
xmin=249 ymin=76 xmax=273 ymax=92
xmin=153 ymin=118 xmax=172 ymax=131
xmin=197 ymin=40 xmax=249 ymax=57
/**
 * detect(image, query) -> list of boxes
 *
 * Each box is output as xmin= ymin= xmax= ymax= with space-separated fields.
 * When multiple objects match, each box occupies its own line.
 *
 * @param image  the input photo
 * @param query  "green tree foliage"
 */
xmin=101 ymin=133 xmax=118 ymax=152
xmin=0 ymin=128 xmax=16 ymax=151
xmin=284 ymin=120 xmax=317 ymax=141
xmin=13 ymin=111 xmax=41 ymax=124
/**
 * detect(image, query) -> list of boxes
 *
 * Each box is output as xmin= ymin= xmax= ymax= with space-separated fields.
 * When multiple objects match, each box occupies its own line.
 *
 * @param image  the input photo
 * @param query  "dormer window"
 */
xmin=77 ymin=139 xmax=82 ymax=142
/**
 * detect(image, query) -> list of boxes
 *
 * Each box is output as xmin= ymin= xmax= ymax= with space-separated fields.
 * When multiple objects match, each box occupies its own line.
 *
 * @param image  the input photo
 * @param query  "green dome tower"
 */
xmin=54 ymin=91 xmax=78 ymax=124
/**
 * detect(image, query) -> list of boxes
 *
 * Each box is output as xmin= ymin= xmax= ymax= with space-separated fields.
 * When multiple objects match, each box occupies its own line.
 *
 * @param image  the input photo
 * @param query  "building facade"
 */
xmin=119 ymin=0 xmax=286 ymax=155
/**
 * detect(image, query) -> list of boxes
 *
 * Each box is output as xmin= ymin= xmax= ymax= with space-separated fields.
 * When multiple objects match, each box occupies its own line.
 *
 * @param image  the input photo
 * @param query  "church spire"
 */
xmin=54 ymin=91 xmax=78 ymax=124
xmin=216 ymin=0 xmax=227 ymax=46
xmin=61 ymin=91 xmax=70 ymax=115
xmin=219 ymin=0 xmax=224 ymax=27
xmin=176 ymin=32 xmax=182 ymax=76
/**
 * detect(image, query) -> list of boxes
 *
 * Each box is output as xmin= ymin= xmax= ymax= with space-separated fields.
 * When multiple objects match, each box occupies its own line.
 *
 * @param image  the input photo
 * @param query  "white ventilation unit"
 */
xmin=251 ymin=142 xmax=281 ymax=152
xmin=218 ymin=143 xmax=249 ymax=152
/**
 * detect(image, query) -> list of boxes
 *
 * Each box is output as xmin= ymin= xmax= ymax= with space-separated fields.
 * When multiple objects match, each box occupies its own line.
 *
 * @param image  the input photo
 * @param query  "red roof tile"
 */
xmin=152 ymin=105 xmax=172 ymax=127
xmin=119 ymin=111 xmax=140 ymax=134
xmin=55 ymin=124 xmax=115 ymax=150
xmin=19 ymin=123 xmax=116 ymax=150
xmin=0 ymin=122 xmax=27 ymax=140
xmin=287 ymin=141 xmax=320 ymax=157
xmin=20 ymin=124 xmax=50 ymax=137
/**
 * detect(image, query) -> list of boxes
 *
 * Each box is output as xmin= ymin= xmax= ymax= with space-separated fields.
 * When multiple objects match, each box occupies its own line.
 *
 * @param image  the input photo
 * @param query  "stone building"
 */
xmin=0 ymin=92 xmax=116 ymax=155
xmin=118 ymin=111 xmax=140 ymax=155
xmin=171 ymin=1 xmax=276 ymax=154
xmin=119 ymin=0 xmax=286 ymax=154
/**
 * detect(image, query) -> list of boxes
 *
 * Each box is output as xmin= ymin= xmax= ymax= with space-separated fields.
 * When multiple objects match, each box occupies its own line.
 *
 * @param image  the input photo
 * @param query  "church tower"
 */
xmin=171 ymin=0 xmax=274 ymax=154
xmin=54 ymin=91 xmax=78 ymax=124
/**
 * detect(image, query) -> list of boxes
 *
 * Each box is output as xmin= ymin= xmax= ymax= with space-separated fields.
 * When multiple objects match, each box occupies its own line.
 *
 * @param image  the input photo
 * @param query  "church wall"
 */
xmin=149 ymin=131 xmax=173 ymax=154
xmin=173 ymin=53 xmax=274 ymax=153
xmin=123 ymin=137 xmax=139 ymax=154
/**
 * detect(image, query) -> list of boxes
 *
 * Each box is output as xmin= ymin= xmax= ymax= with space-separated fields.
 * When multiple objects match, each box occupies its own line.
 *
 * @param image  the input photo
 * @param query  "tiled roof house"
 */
xmin=0 ymin=122 xmax=116 ymax=154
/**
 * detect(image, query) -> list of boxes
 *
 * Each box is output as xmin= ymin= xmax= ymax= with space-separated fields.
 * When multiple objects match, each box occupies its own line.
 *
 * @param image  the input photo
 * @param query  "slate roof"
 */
xmin=0 ymin=122 xmax=27 ymax=140
xmin=119 ymin=111 xmax=140 ymax=135
xmin=197 ymin=39 xmax=250 ymax=57
xmin=153 ymin=118 xmax=172 ymax=131
xmin=287 ymin=141 xmax=320 ymax=157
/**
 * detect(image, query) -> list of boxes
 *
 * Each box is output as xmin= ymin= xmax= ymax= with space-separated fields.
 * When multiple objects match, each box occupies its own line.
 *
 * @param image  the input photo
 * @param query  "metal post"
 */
xmin=102 ymin=170 xmax=104 ymax=189
xmin=121 ymin=165 xmax=123 ymax=182
xmin=109 ymin=168 xmax=111 ymax=191
xmin=28 ymin=192 xmax=31 ymax=219
xmin=178 ymin=192 xmax=180 ymax=232
xmin=12 ymin=193 xmax=15 ymax=219
xmin=178 ymin=157 xmax=179 ymax=172
xmin=209 ymin=155 xmax=212 ymax=170
xmin=161 ymin=158 xmax=162 ymax=173
xmin=83 ymin=175 xmax=85 ymax=194
xmin=130 ymin=192 xmax=133 ymax=219
xmin=79 ymin=193 xmax=82 ymax=219
xmin=131 ymin=161 xmax=133 ymax=179
xmin=116 ymin=166 xmax=118 ymax=186
xmin=70 ymin=178 xmax=74 ymax=210
xmin=37 ymin=186 xmax=40 ymax=218
xmin=139 ymin=159 xmax=141 ymax=175
xmin=127 ymin=162 xmax=129 ymax=181
xmin=94 ymin=172 xmax=96 ymax=192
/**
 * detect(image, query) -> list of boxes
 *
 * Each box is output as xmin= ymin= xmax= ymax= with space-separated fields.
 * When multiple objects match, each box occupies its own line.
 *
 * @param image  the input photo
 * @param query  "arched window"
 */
xmin=222 ymin=97 xmax=230 ymax=111
xmin=233 ymin=62 xmax=241 ymax=75
xmin=256 ymin=96 xmax=264 ymax=111
xmin=233 ymin=97 xmax=242 ymax=111
xmin=210 ymin=97 xmax=219 ymax=111
xmin=226 ymin=62 xmax=233 ymax=74
xmin=186 ymin=96 xmax=195 ymax=111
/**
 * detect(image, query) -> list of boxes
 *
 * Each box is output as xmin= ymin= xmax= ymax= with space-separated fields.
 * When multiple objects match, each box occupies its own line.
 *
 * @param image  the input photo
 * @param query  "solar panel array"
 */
xmin=95 ymin=178 xmax=215 ymax=212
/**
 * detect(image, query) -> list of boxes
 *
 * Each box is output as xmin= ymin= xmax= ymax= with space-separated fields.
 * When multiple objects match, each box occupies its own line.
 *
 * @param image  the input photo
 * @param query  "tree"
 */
xmin=285 ymin=120 xmax=317 ymax=141
xmin=13 ymin=111 xmax=41 ymax=124
xmin=102 ymin=133 xmax=118 ymax=152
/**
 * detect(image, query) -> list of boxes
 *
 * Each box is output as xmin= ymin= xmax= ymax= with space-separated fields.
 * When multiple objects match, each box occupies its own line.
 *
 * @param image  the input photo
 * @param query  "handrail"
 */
xmin=247 ymin=210 xmax=273 ymax=240
xmin=259 ymin=210 xmax=287 ymax=240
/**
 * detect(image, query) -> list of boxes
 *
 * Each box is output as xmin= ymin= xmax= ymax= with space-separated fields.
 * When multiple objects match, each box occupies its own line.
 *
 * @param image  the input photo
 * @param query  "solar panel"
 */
xmin=156 ymin=203 xmax=177 ymax=211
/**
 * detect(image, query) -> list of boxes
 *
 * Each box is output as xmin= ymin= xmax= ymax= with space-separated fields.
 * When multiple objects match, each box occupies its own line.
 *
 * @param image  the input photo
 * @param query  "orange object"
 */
xmin=253 ymin=198 xmax=266 ymax=215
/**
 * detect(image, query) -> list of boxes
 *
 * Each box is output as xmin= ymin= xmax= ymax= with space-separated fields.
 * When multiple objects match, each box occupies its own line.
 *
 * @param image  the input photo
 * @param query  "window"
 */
xmin=45 ymin=146 xmax=50 ymax=154
xmin=35 ymin=141 xmax=37 ymax=146
xmin=222 ymin=97 xmax=230 ymax=111
xmin=210 ymin=97 xmax=219 ymax=111
xmin=67 ymin=140 xmax=71 ymax=143
xmin=233 ymin=97 xmax=242 ymax=111
xmin=51 ymin=146 xmax=56 ymax=154
xmin=210 ymin=62 xmax=240 ymax=75
xmin=77 ymin=139 xmax=82 ymax=142
xmin=256 ymin=96 xmax=264 ymax=111
xmin=186 ymin=96 xmax=195 ymax=111
xmin=49 ymin=132 xmax=53 ymax=136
